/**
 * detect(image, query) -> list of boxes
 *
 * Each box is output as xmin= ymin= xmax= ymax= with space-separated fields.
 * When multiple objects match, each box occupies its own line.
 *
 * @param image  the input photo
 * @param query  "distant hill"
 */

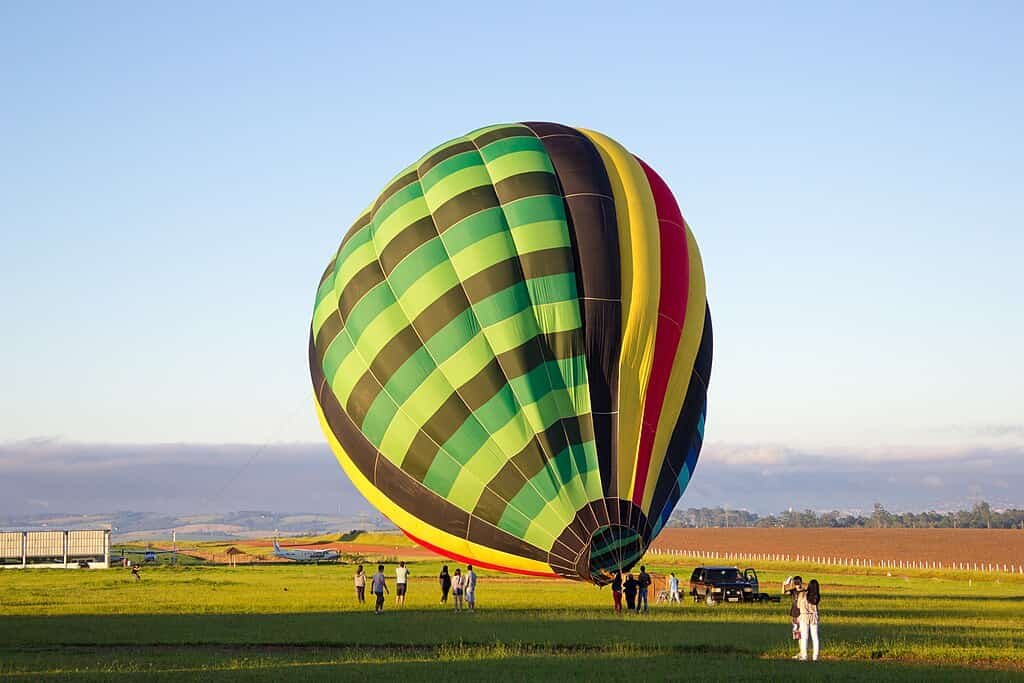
xmin=0 ymin=509 xmax=394 ymax=541
xmin=1 ymin=440 xmax=1020 ymax=520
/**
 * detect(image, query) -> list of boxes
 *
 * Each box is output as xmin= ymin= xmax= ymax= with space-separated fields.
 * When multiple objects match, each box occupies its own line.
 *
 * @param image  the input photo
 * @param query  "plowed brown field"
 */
xmin=653 ymin=528 xmax=1024 ymax=565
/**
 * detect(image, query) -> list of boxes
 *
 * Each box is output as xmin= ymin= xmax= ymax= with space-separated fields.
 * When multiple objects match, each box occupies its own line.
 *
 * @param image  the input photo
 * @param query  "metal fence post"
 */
xmin=63 ymin=530 xmax=68 ymax=568
xmin=21 ymin=531 xmax=27 ymax=568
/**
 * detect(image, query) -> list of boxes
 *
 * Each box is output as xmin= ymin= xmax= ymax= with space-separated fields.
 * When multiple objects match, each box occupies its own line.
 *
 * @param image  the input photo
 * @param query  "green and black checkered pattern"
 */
xmin=313 ymin=124 xmax=605 ymax=560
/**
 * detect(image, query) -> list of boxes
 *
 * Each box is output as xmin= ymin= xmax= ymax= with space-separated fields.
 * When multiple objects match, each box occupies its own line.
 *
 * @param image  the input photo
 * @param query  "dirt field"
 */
xmin=158 ymin=528 xmax=1024 ymax=568
xmin=653 ymin=528 xmax=1024 ymax=565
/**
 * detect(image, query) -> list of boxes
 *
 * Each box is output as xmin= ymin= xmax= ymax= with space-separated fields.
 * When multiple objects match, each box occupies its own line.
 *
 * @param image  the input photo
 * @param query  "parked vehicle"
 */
xmin=689 ymin=565 xmax=761 ymax=604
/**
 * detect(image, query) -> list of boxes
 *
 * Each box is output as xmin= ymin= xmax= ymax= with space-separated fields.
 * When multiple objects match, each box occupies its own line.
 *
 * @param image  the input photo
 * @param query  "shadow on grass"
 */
xmin=2 ymin=610 xmax=1020 ymax=663
xmin=2 ymin=643 xmax=1022 ymax=682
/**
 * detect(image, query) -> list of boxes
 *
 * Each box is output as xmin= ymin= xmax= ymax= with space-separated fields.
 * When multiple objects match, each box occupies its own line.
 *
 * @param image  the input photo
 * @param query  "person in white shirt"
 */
xmin=668 ymin=573 xmax=681 ymax=604
xmin=354 ymin=564 xmax=366 ymax=604
xmin=395 ymin=561 xmax=410 ymax=607
xmin=798 ymin=579 xmax=821 ymax=661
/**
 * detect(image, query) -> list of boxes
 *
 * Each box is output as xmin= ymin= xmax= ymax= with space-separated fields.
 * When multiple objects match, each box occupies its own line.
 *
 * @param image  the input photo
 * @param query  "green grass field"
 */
xmin=2 ymin=557 xmax=1022 ymax=681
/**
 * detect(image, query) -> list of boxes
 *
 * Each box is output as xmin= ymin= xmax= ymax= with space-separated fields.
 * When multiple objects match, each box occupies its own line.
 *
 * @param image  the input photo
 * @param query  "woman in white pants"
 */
xmin=797 ymin=579 xmax=821 ymax=661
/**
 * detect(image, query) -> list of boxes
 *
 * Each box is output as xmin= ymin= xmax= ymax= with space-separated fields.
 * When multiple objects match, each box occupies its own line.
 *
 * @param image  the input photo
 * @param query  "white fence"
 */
xmin=646 ymin=547 xmax=1024 ymax=574
xmin=0 ymin=529 xmax=110 ymax=568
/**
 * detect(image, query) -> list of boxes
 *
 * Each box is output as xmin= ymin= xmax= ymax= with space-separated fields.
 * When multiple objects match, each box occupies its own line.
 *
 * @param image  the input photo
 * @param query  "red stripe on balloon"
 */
xmin=630 ymin=156 xmax=690 ymax=507
xmin=400 ymin=528 xmax=561 ymax=579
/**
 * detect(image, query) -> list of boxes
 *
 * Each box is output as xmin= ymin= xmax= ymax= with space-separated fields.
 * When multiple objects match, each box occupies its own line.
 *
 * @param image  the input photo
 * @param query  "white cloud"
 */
xmin=702 ymin=441 xmax=1023 ymax=467
xmin=0 ymin=439 xmax=329 ymax=472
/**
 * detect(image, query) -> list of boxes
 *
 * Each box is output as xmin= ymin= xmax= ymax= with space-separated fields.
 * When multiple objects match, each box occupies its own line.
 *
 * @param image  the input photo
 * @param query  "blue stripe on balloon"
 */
xmin=649 ymin=403 xmax=707 ymax=537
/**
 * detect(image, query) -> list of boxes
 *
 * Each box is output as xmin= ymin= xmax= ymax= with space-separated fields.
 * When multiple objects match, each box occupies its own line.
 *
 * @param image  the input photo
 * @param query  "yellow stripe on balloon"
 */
xmin=578 ymin=129 xmax=661 ymax=500
xmin=314 ymin=396 xmax=554 ymax=576
xmin=641 ymin=224 xmax=707 ymax=514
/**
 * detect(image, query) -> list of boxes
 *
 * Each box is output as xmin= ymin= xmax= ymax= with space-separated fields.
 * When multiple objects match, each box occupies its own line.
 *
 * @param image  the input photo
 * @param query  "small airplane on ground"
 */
xmin=272 ymin=538 xmax=340 ymax=563
xmin=115 ymin=545 xmax=177 ymax=563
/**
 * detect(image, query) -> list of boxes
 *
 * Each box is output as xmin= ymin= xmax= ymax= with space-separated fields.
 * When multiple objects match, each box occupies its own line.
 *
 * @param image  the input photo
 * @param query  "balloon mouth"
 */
xmin=586 ymin=525 xmax=645 ymax=584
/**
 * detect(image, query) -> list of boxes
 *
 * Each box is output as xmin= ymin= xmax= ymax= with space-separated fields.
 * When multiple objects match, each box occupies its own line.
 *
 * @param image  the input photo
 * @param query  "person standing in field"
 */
xmin=798 ymin=579 xmax=821 ymax=661
xmin=439 ymin=565 xmax=452 ymax=605
xmin=637 ymin=566 xmax=652 ymax=613
xmin=465 ymin=564 xmax=477 ymax=611
xmin=451 ymin=567 xmax=465 ymax=612
xmin=668 ymin=572 xmax=681 ymax=604
xmin=785 ymin=576 xmax=803 ymax=648
xmin=371 ymin=564 xmax=388 ymax=614
xmin=623 ymin=573 xmax=638 ymax=611
xmin=395 ymin=561 xmax=409 ymax=607
xmin=354 ymin=564 xmax=366 ymax=604
xmin=611 ymin=570 xmax=623 ymax=613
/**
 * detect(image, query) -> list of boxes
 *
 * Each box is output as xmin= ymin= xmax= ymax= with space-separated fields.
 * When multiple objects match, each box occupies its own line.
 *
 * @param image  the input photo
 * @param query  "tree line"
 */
xmin=667 ymin=502 xmax=1024 ymax=529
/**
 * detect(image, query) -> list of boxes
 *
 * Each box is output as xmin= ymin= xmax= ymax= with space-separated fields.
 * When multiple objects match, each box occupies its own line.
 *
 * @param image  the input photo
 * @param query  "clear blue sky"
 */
xmin=3 ymin=1 xmax=1021 ymax=452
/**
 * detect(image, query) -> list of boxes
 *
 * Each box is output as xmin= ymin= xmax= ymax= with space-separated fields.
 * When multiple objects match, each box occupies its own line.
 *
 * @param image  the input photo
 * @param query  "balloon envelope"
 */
xmin=310 ymin=123 xmax=711 ymax=583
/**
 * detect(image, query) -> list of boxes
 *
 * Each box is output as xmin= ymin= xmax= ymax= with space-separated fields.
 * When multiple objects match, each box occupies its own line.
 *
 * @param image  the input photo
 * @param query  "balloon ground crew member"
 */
xmin=637 ymin=566 xmax=652 ymax=613
xmin=371 ymin=564 xmax=388 ymax=614
xmin=465 ymin=564 xmax=478 ymax=611
xmin=395 ymin=561 xmax=409 ymax=606
xmin=623 ymin=573 xmax=638 ymax=610
xmin=354 ymin=564 xmax=366 ymax=604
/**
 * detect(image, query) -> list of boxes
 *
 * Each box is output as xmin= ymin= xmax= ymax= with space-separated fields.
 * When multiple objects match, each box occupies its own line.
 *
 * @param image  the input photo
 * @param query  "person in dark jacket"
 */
xmin=637 ymin=566 xmax=652 ymax=613
xmin=611 ymin=570 xmax=623 ymax=613
xmin=623 ymin=573 xmax=638 ymax=611
xmin=785 ymin=575 xmax=804 ymax=647
xmin=439 ymin=565 xmax=452 ymax=605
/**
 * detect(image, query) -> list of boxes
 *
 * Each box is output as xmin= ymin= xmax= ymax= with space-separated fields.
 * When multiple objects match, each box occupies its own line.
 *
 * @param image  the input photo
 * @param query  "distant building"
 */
xmin=0 ymin=529 xmax=110 ymax=569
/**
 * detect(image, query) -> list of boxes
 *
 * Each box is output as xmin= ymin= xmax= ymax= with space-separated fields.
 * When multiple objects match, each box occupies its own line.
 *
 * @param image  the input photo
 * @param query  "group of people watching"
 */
xmin=609 ymin=566 xmax=653 ymax=613
xmin=353 ymin=561 xmax=477 ymax=613
xmin=437 ymin=564 xmax=477 ymax=611
xmin=606 ymin=566 xmax=823 ymax=661
xmin=353 ymin=562 xmax=408 ymax=613
xmin=352 ymin=560 xmax=821 ymax=662
xmin=608 ymin=568 xmax=689 ymax=612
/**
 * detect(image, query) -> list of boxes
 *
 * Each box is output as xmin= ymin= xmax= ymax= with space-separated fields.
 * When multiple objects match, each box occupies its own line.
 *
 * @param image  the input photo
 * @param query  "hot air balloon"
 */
xmin=310 ymin=122 xmax=711 ymax=584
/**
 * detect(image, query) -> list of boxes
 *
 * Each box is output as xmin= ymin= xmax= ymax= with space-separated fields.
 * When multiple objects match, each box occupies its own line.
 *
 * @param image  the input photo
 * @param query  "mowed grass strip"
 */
xmin=1 ymin=561 xmax=1022 ymax=680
